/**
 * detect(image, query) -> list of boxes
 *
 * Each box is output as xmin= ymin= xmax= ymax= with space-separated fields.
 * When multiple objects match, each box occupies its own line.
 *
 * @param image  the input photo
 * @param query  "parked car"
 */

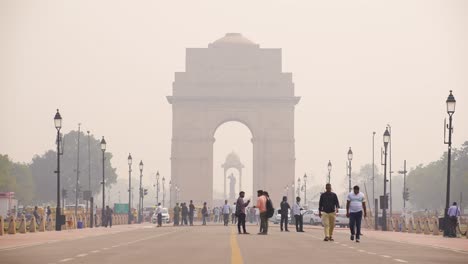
xmin=303 ymin=209 xmax=322 ymax=226
xmin=335 ymin=208 xmax=349 ymax=227
xmin=151 ymin=208 xmax=170 ymax=224
xmin=273 ymin=209 xmax=291 ymax=224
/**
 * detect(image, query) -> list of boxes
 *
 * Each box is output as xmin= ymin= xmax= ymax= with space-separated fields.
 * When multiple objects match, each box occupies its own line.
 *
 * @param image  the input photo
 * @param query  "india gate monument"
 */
xmin=167 ymin=33 xmax=300 ymax=205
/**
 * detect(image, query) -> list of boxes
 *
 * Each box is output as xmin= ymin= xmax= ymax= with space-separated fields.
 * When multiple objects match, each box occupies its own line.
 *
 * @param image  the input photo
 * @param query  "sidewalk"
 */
xmin=304 ymin=225 xmax=468 ymax=253
xmin=0 ymin=224 xmax=152 ymax=251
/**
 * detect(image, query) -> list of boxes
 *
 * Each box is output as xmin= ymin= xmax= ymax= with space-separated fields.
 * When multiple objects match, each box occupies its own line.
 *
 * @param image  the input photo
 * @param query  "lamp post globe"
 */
xmin=347 ymin=147 xmax=353 ymax=161
xmin=446 ymin=90 xmax=456 ymax=115
xmin=54 ymin=109 xmax=62 ymax=129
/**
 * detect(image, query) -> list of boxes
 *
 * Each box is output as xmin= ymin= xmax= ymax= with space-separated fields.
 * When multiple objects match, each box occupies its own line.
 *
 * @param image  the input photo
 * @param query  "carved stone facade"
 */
xmin=167 ymin=33 xmax=300 ymax=205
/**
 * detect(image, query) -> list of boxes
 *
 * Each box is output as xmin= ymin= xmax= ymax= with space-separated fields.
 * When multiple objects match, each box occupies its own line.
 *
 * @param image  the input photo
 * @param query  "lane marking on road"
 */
xmin=381 ymin=255 xmax=391 ymax=258
xmin=102 ymin=247 xmax=110 ymax=250
xmin=358 ymin=249 xmax=366 ymax=253
xmin=394 ymin=259 xmax=408 ymax=263
xmin=111 ymin=245 xmax=119 ymax=248
xmin=90 ymin=250 xmax=100 ymax=253
xmin=367 ymin=252 xmax=377 ymax=255
xmin=230 ymin=227 xmax=244 ymax=264
xmin=76 ymin=253 xmax=88 ymax=257
xmin=349 ymin=246 xmax=355 ymax=249
xmin=59 ymin=258 xmax=73 ymax=262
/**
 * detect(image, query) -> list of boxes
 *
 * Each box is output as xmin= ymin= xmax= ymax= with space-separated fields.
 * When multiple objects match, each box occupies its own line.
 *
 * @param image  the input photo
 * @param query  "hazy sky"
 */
xmin=1 ymin=0 xmax=467 ymax=199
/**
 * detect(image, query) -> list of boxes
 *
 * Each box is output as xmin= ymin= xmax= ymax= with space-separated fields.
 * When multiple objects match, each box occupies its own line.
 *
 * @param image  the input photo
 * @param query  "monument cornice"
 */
xmin=167 ymin=96 xmax=301 ymax=105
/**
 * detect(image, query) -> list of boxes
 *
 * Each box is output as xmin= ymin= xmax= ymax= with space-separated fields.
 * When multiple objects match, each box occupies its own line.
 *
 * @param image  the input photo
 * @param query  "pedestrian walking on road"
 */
xmin=231 ymin=202 xmax=237 ymax=224
xmin=292 ymin=197 xmax=304 ymax=232
xmin=105 ymin=206 xmax=113 ymax=228
xmin=346 ymin=185 xmax=367 ymax=243
xmin=33 ymin=206 xmax=40 ymax=225
xmin=279 ymin=196 xmax=290 ymax=232
xmin=222 ymin=200 xmax=230 ymax=226
xmin=156 ymin=203 xmax=163 ymax=227
xmin=447 ymin=202 xmax=461 ymax=237
xmin=256 ymin=190 xmax=268 ymax=235
xmin=189 ymin=200 xmax=195 ymax=226
xmin=173 ymin=203 xmax=180 ymax=226
xmin=213 ymin=206 xmax=219 ymax=223
xmin=202 ymin=202 xmax=208 ymax=225
xmin=319 ymin=183 xmax=340 ymax=241
xmin=236 ymin=191 xmax=251 ymax=234
xmin=46 ymin=206 xmax=51 ymax=222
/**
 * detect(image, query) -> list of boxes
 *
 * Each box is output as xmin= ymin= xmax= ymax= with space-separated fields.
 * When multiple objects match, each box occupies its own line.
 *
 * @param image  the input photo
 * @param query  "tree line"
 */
xmin=0 ymin=130 xmax=117 ymax=206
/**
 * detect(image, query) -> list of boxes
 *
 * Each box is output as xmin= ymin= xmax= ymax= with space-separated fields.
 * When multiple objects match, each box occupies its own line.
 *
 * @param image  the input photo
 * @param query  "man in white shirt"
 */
xmin=292 ymin=196 xmax=304 ymax=232
xmin=222 ymin=200 xmax=230 ymax=226
xmin=346 ymin=185 xmax=367 ymax=243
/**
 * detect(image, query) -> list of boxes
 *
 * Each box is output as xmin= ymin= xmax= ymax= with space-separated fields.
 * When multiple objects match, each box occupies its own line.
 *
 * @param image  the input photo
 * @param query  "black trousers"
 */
xmin=294 ymin=215 xmax=303 ymax=231
xmin=349 ymin=211 xmax=363 ymax=239
xmin=189 ymin=214 xmax=194 ymax=225
xmin=281 ymin=214 xmax=289 ymax=231
xmin=237 ymin=213 xmax=247 ymax=233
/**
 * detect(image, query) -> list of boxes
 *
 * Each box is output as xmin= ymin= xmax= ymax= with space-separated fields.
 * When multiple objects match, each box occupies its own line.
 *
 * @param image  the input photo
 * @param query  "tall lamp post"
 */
xmin=162 ymin=176 xmax=166 ymax=207
xmin=156 ymin=171 xmax=160 ymax=204
xmin=297 ymin=178 xmax=301 ymax=198
xmin=54 ymin=109 xmax=63 ymax=231
xmin=100 ymin=136 xmax=106 ymax=227
xmin=382 ymin=128 xmax=390 ymax=231
xmin=327 ymin=160 xmax=332 ymax=184
xmin=303 ymin=173 xmax=307 ymax=206
xmin=169 ymin=180 xmax=172 ymax=208
xmin=398 ymin=160 xmax=408 ymax=211
xmin=138 ymin=160 xmax=143 ymax=223
xmin=347 ymin=147 xmax=353 ymax=193
xmin=444 ymin=90 xmax=456 ymax=236
xmin=127 ymin=154 xmax=132 ymax=224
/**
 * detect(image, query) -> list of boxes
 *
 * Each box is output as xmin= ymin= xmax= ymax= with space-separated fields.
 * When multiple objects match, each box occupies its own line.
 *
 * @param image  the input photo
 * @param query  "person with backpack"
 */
xmin=256 ymin=190 xmax=267 ymax=235
xmin=236 ymin=191 xmax=251 ymax=234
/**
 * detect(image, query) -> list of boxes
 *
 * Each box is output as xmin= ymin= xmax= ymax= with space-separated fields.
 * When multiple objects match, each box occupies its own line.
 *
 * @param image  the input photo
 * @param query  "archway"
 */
xmin=167 ymin=33 xmax=300 ymax=206
xmin=213 ymin=121 xmax=253 ymax=204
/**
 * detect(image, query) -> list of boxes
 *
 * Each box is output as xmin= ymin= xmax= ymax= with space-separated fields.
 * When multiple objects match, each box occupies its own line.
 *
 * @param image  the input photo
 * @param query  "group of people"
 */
xmin=168 ymin=183 xmax=368 ymax=243
xmin=173 ymin=200 xmax=196 ymax=226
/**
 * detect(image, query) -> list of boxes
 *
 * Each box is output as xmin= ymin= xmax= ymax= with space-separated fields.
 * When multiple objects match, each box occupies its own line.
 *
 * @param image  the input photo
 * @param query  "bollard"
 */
xmin=424 ymin=218 xmax=431 ymax=235
xmin=432 ymin=217 xmax=440 ymax=236
xmin=415 ymin=218 xmax=422 ymax=234
xmin=18 ymin=215 xmax=26 ymax=234
xmin=408 ymin=218 xmax=414 ymax=233
xmin=38 ymin=217 xmax=46 ymax=232
xmin=401 ymin=218 xmax=407 ymax=233
xmin=29 ymin=216 xmax=37 ymax=233
xmin=8 ymin=216 xmax=16 ymax=234
xmin=0 ymin=216 xmax=4 ymax=236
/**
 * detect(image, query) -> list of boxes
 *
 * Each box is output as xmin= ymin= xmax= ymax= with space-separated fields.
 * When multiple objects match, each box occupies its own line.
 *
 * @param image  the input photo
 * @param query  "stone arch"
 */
xmin=167 ymin=33 xmax=300 ymax=206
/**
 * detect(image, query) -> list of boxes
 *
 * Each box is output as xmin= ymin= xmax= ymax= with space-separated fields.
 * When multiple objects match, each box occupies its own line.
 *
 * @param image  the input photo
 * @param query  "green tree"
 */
xmin=0 ymin=154 xmax=16 ymax=192
xmin=30 ymin=130 xmax=118 ymax=203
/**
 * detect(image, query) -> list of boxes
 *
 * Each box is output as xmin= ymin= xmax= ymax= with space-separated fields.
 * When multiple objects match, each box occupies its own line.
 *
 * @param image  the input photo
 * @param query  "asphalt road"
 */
xmin=1 ymin=222 xmax=466 ymax=264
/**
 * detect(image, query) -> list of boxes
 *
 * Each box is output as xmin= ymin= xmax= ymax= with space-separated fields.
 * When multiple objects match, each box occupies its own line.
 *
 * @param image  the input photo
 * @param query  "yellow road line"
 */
xmin=230 ymin=227 xmax=244 ymax=264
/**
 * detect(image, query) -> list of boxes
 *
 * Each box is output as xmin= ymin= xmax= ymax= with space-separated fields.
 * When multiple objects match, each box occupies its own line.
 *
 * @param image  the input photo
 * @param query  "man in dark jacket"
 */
xmin=280 ymin=196 xmax=290 ymax=232
xmin=236 ymin=191 xmax=251 ymax=234
xmin=319 ymin=183 xmax=340 ymax=241
xmin=173 ymin=203 xmax=180 ymax=226
xmin=189 ymin=200 xmax=195 ymax=226
xmin=181 ymin=203 xmax=188 ymax=226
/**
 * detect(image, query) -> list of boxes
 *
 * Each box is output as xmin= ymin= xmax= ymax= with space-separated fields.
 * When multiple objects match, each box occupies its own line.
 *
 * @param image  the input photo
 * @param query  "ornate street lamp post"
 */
xmin=127 ymin=153 xmax=132 ymax=224
xmin=54 ymin=109 xmax=63 ymax=231
xmin=156 ymin=171 xmax=160 ymax=205
xmin=162 ymin=175 xmax=166 ymax=207
xmin=347 ymin=147 xmax=353 ymax=193
xmin=303 ymin=173 xmax=307 ymax=206
xmin=443 ymin=90 xmax=456 ymax=236
xmin=297 ymin=178 xmax=301 ymax=198
xmin=327 ymin=160 xmax=332 ymax=184
xmin=138 ymin=160 xmax=143 ymax=223
xmin=100 ymin=136 xmax=106 ymax=227
xmin=382 ymin=128 xmax=390 ymax=231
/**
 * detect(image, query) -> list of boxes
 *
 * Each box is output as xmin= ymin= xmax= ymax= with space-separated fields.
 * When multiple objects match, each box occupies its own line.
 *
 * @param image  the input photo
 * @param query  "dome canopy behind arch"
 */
xmin=222 ymin=151 xmax=245 ymax=169
xmin=209 ymin=33 xmax=259 ymax=48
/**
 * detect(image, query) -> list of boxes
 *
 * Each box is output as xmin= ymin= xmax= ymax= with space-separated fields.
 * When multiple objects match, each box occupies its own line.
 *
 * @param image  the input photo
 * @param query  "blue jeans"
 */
xmin=349 ymin=211 xmax=363 ymax=239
